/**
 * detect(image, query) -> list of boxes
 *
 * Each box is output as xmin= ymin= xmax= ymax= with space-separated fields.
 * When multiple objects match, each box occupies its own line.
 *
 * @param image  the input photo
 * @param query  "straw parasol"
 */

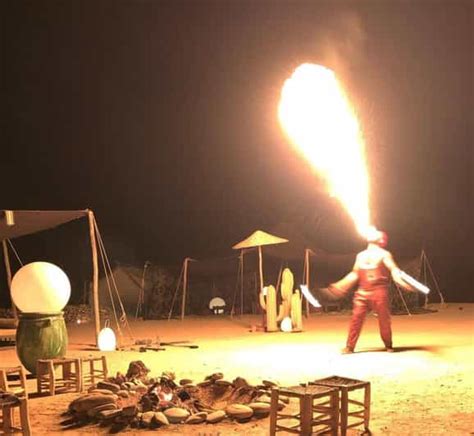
xmin=232 ymin=230 xmax=289 ymax=294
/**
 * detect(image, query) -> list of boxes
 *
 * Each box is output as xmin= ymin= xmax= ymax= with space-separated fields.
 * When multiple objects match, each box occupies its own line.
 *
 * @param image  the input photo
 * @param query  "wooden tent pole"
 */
xmin=181 ymin=257 xmax=190 ymax=320
xmin=2 ymin=240 xmax=17 ymax=319
xmin=258 ymin=246 xmax=266 ymax=326
xmin=88 ymin=210 xmax=100 ymax=346
xmin=304 ymin=249 xmax=310 ymax=318
xmin=240 ymin=250 xmax=244 ymax=316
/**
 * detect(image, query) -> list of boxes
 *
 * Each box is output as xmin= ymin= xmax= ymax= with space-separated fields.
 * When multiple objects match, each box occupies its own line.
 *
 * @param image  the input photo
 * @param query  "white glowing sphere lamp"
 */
xmin=11 ymin=262 xmax=71 ymax=313
xmin=209 ymin=297 xmax=226 ymax=315
xmin=280 ymin=317 xmax=293 ymax=332
xmin=98 ymin=327 xmax=117 ymax=351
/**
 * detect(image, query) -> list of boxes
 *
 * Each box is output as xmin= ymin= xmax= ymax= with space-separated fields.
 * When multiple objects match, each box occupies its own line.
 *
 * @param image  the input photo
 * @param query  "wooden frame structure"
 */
xmin=269 ymin=385 xmax=339 ymax=435
xmin=0 ymin=209 xmax=101 ymax=346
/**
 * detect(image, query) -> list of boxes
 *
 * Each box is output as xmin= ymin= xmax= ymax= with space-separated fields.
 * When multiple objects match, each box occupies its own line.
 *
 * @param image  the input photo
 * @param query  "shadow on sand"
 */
xmin=358 ymin=345 xmax=444 ymax=354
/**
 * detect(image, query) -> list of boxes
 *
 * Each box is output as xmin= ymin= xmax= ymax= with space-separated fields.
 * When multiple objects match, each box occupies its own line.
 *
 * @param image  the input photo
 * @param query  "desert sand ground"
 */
xmin=1 ymin=303 xmax=473 ymax=435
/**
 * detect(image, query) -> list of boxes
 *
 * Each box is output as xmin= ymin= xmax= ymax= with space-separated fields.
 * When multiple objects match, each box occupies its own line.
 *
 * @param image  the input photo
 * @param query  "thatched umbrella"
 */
xmin=232 ymin=230 xmax=289 ymax=296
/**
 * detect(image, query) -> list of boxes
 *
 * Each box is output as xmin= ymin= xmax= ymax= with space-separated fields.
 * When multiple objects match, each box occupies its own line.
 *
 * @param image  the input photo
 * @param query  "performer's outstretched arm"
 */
xmin=328 ymin=269 xmax=359 ymax=298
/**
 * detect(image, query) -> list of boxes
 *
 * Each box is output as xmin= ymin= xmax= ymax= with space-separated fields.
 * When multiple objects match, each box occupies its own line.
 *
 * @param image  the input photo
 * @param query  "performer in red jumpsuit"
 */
xmin=329 ymin=229 xmax=415 ymax=353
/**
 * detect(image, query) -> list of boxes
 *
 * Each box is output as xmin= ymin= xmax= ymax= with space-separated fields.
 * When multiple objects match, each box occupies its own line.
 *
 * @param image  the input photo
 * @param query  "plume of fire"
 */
xmin=278 ymin=63 xmax=371 ymax=237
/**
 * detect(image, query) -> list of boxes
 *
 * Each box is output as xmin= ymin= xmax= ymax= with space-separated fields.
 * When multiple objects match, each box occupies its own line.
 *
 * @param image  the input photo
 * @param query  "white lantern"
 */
xmin=280 ymin=316 xmax=293 ymax=332
xmin=209 ymin=297 xmax=226 ymax=315
xmin=98 ymin=327 xmax=117 ymax=351
xmin=11 ymin=262 xmax=71 ymax=313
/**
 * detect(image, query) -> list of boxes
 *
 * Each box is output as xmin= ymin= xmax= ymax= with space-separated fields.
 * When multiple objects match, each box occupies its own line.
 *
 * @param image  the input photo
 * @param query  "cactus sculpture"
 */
xmin=277 ymin=268 xmax=303 ymax=332
xmin=290 ymin=289 xmax=303 ymax=332
xmin=259 ymin=285 xmax=278 ymax=332
xmin=277 ymin=268 xmax=294 ymax=322
xmin=258 ymin=268 xmax=303 ymax=333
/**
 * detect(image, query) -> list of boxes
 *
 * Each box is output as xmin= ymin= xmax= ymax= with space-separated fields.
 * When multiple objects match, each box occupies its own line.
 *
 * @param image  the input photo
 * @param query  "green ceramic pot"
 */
xmin=16 ymin=312 xmax=68 ymax=374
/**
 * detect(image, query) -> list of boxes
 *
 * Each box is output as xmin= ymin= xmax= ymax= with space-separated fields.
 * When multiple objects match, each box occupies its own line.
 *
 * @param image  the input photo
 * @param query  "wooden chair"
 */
xmin=80 ymin=356 xmax=108 ymax=390
xmin=311 ymin=376 xmax=371 ymax=436
xmin=0 ymin=392 xmax=31 ymax=435
xmin=269 ymin=385 xmax=339 ymax=435
xmin=0 ymin=366 xmax=28 ymax=399
xmin=36 ymin=357 xmax=82 ymax=395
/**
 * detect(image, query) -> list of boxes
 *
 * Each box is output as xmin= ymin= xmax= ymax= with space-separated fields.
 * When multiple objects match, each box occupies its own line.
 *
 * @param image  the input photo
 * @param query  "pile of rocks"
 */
xmin=62 ymin=361 xmax=288 ymax=432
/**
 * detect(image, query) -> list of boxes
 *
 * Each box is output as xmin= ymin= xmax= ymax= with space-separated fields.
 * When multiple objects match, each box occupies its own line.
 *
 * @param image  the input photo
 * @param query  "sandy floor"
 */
xmin=1 ymin=303 xmax=473 ymax=435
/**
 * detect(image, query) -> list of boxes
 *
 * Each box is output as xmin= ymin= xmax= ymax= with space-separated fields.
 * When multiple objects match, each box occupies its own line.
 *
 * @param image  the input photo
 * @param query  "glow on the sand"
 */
xmin=279 ymin=63 xmax=371 ymax=237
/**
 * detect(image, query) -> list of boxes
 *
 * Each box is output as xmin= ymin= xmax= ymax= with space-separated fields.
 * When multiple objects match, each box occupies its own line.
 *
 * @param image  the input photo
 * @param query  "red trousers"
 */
xmin=346 ymin=286 xmax=392 ymax=349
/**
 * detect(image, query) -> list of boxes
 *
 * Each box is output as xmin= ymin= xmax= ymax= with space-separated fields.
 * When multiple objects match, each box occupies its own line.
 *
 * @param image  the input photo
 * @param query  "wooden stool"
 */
xmin=0 ymin=366 xmax=28 ymax=399
xmin=269 ymin=385 xmax=339 ymax=435
xmin=311 ymin=376 xmax=371 ymax=436
xmin=80 ymin=356 xmax=108 ymax=390
xmin=36 ymin=358 xmax=82 ymax=395
xmin=0 ymin=393 xmax=31 ymax=436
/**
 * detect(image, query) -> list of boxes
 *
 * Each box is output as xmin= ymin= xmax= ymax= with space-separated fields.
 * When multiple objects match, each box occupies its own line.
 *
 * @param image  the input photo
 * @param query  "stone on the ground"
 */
xmin=121 ymin=382 xmax=135 ymax=390
xmin=183 ymin=383 xmax=197 ymax=391
xmin=97 ymin=409 xmax=122 ymax=420
xmin=116 ymin=390 xmax=129 ymax=398
xmin=233 ymin=377 xmax=249 ymax=388
xmin=87 ymin=402 xmax=118 ymax=418
xmin=164 ymin=407 xmax=190 ymax=423
xmin=179 ymin=378 xmax=193 ymax=386
xmin=87 ymin=385 xmax=113 ymax=395
xmin=134 ymin=385 xmax=148 ymax=395
xmin=152 ymin=412 xmax=170 ymax=426
xmin=69 ymin=394 xmax=117 ymax=414
xmin=141 ymin=411 xmax=155 ymax=427
xmin=86 ymin=389 xmax=118 ymax=399
xmin=161 ymin=371 xmax=176 ymax=381
xmin=125 ymin=361 xmax=150 ymax=380
xmin=205 ymin=372 xmax=224 ymax=382
xmin=248 ymin=402 xmax=271 ymax=417
xmin=185 ymin=413 xmax=206 ymax=424
xmin=206 ymin=410 xmax=226 ymax=424
xmin=122 ymin=405 xmax=138 ymax=417
xmin=97 ymin=381 xmax=121 ymax=393
xmin=225 ymin=404 xmax=254 ymax=420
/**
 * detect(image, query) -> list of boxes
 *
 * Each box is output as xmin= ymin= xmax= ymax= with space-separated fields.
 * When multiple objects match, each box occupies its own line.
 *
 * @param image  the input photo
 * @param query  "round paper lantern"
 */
xmin=280 ymin=316 xmax=293 ymax=332
xmin=98 ymin=327 xmax=117 ymax=351
xmin=11 ymin=262 xmax=71 ymax=313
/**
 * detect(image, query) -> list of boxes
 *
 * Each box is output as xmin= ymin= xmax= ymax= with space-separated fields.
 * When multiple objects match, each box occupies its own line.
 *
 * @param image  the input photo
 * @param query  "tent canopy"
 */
xmin=0 ymin=210 xmax=88 ymax=240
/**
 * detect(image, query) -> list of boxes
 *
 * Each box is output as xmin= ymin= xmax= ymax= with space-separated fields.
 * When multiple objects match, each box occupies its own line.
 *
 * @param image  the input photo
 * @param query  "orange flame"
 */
xmin=278 ymin=63 xmax=371 ymax=237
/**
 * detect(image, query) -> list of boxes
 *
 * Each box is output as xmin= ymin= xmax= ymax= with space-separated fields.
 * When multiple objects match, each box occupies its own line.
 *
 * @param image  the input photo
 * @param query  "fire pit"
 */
xmin=62 ymin=361 xmax=287 ymax=431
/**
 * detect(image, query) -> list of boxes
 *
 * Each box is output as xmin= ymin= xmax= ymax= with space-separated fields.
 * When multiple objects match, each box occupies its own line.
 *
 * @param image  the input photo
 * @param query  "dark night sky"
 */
xmin=1 ymin=0 xmax=472 ymax=302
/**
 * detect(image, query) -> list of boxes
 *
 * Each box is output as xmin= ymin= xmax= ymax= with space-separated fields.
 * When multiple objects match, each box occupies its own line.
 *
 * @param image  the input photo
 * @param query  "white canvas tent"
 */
xmin=98 ymin=264 xmax=143 ymax=316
